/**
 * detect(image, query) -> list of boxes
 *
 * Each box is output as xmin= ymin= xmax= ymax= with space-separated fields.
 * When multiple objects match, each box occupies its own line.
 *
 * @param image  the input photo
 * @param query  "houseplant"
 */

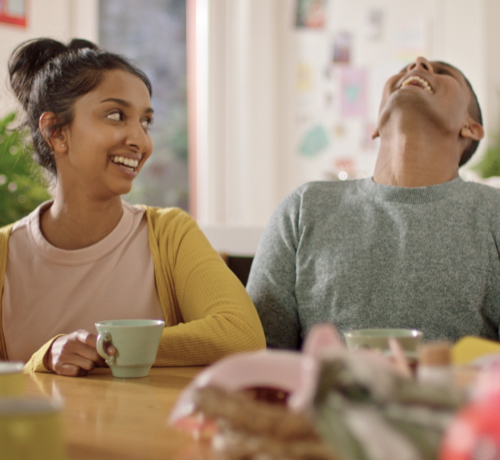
xmin=0 ymin=112 xmax=51 ymax=227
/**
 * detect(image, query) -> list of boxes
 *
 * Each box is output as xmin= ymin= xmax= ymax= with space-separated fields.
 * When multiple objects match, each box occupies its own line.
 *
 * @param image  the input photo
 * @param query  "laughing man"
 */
xmin=247 ymin=57 xmax=500 ymax=349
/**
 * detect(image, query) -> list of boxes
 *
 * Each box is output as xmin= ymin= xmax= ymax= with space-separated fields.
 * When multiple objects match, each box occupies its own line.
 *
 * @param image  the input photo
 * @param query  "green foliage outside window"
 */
xmin=471 ymin=142 xmax=500 ymax=179
xmin=0 ymin=112 xmax=51 ymax=227
xmin=471 ymin=138 xmax=500 ymax=179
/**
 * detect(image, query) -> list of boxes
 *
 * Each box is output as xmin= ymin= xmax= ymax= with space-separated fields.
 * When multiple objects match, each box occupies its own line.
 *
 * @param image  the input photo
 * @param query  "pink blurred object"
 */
xmin=169 ymin=323 xmax=344 ymax=433
xmin=439 ymin=364 xmax=500 ymax=460
xmin=469 ymin=361 xmax=500 ymax=402
xmin=388 ymin=337 xmax=413 ymax=379
xmin=302 ymin=323 xmax=345 ymax=358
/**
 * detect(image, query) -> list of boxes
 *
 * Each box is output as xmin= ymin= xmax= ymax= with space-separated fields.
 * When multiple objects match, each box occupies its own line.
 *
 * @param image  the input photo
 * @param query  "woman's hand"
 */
xmin=45 ymin=330 xmax=116 ymax=377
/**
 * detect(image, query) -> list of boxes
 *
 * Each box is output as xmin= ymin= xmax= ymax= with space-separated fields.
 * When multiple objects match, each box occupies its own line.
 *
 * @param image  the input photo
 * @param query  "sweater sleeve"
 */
xmin=246 ymin=191 xmax=302 ymax=350
xmin=147 ymin=208 xmax=266 ymax=366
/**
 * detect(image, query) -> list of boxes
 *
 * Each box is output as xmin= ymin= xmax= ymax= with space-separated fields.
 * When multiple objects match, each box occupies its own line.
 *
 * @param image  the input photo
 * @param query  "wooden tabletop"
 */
xmin=24 ymin=367 xmax=207 ymax=460
xmin=23 ymin=363 xmax=481 ymax=460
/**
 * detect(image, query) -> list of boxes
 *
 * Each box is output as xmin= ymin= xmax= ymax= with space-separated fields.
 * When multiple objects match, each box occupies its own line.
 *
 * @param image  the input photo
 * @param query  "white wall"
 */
xmin=194 ymin=0 xmax=282 ymax=228
xmin=1 ymin=1 xmax=499 ymax=255
xmin=485 ymin=0 xmax=500 ymax=143
xmin=0 ymin=0 xmax=98 ymax=117
xmin=194 ymin=0 xmax=500 ymax=255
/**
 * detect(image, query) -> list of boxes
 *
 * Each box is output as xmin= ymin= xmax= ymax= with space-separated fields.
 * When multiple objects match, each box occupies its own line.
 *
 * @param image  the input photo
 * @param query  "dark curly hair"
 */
xmin=9 ymin=38 xmax=152 ymax=177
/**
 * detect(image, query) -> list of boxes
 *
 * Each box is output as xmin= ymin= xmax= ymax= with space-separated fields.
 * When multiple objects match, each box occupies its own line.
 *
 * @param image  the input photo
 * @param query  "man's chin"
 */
xmin=378 ymin=93 xmax=445 ymax=129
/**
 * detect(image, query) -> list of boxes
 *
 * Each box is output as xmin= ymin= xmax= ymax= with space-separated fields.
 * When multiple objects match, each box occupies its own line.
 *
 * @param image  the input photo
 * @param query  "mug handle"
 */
xmin=96 ymin=332 xmax=115 ymax=363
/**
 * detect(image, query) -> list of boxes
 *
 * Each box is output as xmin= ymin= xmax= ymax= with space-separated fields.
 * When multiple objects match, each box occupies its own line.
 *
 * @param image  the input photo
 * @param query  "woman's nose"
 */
xmin=406 ymin=56 xmax=432 ymax=73
xmin=126 ymin=122 xmax=150 ymax=153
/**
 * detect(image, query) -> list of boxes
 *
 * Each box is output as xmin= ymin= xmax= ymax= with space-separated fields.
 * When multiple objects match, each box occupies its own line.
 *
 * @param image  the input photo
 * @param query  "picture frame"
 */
xmin=295 ymin=0 xmax=327 ymax=29
xmin=0 ymin=0 xmax=27 ymax=27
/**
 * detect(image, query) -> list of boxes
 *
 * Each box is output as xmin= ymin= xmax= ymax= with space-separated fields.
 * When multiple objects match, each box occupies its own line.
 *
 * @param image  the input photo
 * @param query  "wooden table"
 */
xmin=23 ymin=364 xmax=480 ymax=460
xmin=24 ymin=367 xmax=206 ymax=460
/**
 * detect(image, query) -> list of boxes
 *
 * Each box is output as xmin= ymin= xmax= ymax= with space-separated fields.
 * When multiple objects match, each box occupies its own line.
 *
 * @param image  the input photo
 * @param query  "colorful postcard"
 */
xmin=340 ymin=67 xmax=367 ymax=118
xmin=365 ymin=9 xmax=384 ymax=41
xmin=295 ymin=0 xmax=327 ymax=29
xmin=299 ymin=124 xmax=329 ymax=157
xmin=332 ymin=32 xmax=351 ymax=64
xmin=296 ymin=63 xmax=314 ymax=92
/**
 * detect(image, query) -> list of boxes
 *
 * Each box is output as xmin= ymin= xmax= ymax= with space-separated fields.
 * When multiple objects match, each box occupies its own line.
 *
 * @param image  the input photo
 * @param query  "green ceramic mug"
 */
xmin=0 ymin=398 xmax=64 ymax=460
xmin=344 ymin=328 xmax=423 ymax=367
xmin=95 ymin=319 xmax=165 ymax=378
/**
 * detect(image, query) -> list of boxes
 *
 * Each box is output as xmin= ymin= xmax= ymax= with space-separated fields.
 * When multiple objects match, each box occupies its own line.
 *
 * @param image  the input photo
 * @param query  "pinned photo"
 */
xmin=332 ymin=32 xmax=351 ymax=64
xmin=365 ymin=9 xmax=384 ymax=41
xmin=340 ymin=67 xmax=367 ymax=117
xmin=295 ymin=0 xmax=327 ymax=29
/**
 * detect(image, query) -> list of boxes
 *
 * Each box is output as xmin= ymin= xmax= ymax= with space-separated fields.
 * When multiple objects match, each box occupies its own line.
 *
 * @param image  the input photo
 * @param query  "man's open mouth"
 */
xmin=400 ymin=75 xmax=434 ymax=94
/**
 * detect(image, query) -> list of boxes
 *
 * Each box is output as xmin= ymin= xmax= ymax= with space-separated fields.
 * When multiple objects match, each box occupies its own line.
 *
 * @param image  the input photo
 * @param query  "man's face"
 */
xmin=377 ymin=57 xmax=474 ymax=135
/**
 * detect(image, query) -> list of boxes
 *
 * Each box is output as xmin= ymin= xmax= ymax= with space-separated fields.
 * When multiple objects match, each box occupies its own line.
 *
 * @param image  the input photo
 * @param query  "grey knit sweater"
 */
xmin=247 ymin=177 xmax=500 ymax=349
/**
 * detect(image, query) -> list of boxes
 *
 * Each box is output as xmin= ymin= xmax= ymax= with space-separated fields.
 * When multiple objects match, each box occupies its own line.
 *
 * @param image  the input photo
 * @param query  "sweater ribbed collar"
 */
xmin=358 ymin=176 xmax=464 ymax=204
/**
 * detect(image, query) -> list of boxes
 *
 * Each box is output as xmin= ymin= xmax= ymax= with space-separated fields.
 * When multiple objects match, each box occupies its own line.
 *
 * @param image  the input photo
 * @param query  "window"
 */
xmin=99 ymin=0 xmax=188 ymax=210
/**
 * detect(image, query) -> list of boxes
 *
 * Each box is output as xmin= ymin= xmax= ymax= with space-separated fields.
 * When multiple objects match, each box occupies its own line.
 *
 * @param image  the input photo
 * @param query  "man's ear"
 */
xmin=371 ymin=128 xmax=380 ymax=140
xmin=39 ymin=112 xmax=67 ymax=153
xmin=460 ymin=120 xmax=484 ymax=142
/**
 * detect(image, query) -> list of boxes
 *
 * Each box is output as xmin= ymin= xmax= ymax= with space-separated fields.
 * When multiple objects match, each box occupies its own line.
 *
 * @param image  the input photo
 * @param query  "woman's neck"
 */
xmin=40 ymin=192 xmax=124 ymax=250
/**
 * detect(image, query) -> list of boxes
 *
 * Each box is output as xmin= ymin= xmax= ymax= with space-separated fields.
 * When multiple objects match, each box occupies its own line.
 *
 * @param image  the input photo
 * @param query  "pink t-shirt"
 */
xmin=3 ymin=201 xmax=164 ymax=363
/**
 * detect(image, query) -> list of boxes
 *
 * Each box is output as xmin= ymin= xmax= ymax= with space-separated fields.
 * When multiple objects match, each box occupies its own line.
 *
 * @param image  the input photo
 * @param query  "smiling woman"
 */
xmin=0 ymin=38 xmax=265 ymax=376
xmin=41 ymin=69 xmax=155 ymax=208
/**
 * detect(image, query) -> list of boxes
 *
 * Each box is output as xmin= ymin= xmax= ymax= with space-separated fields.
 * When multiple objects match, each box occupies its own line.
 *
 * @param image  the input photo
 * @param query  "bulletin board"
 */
xmin=292 ymin=0 xmax=431 ymax=183
xmin=0 ymin=0 xmax=27 ymax=27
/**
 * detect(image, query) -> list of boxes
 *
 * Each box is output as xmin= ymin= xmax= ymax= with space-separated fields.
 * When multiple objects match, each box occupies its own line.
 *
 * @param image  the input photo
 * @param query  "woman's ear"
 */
xmin=460 ymin=120 xmax=484 ymax=142
xmin=39 ymin=112 xmax=67 ymax=153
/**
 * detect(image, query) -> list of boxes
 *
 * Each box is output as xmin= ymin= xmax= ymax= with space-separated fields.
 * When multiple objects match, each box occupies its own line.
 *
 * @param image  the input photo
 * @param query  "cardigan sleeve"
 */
xmin=23 ymin=335 xmax=65 ymax=373
xmin=0 ymin=224 xmax=14 ymax=361
xmin=146 ymin=207 xmax=266 ymax=366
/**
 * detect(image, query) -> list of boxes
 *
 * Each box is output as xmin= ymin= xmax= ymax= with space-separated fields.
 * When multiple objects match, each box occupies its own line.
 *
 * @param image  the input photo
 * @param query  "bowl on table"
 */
xmin=344 ymin=328 xmax=423 ymax=370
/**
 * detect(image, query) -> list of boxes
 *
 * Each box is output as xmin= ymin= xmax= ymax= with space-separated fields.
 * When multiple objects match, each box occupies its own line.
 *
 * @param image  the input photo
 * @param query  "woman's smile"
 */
xmin=57 ymin=69 xmax=154 ymax=199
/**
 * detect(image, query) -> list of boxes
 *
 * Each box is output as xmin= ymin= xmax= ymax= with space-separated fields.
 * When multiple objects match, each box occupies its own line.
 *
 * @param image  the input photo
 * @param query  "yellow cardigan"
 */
xmin=0 ymin=206 xmax=266 ymax=372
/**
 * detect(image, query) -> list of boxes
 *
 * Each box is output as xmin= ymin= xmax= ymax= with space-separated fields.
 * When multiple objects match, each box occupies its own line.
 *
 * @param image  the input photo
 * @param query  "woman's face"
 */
xmin=57 ymin=69 xmax=154 ymax=199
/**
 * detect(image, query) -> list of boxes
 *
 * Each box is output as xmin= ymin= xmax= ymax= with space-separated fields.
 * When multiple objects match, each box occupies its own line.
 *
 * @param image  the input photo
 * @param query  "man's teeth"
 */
xmin=400 ymin=76 xmax=434 ymax=94
xmin=111 ymin=156 xmax=139 ymax=168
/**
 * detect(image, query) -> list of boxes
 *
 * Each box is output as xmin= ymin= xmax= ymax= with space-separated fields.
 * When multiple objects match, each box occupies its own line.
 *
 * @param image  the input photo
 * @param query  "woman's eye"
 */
xmin=107 ymin=112 xmax=123 ymax=121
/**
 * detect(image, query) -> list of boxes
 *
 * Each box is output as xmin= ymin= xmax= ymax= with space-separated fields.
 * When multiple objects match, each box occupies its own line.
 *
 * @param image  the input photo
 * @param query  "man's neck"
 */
xmin=373 ymin=120 xmax=461 ymax=188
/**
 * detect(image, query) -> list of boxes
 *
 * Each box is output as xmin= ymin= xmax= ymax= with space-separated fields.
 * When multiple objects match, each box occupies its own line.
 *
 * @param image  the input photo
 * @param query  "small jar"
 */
xmin=417 ymin=342 xmax=453 ymax=387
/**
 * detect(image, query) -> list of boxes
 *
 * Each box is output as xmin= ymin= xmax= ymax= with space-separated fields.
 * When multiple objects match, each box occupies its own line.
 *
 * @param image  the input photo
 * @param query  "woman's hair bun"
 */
xmin=8 ymin=38 xmax=68 ymax=109
xmin=67 ymin=38 xmax=100 ymax=51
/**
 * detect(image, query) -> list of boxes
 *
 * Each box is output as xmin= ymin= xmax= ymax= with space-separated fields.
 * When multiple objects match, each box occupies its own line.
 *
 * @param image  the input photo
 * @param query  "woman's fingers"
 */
xmin=80 ymin=330 xmax=116 ymax=365
xmin=48 ymin=330 xmax=103 ymax=376
xmin=56 ymin=363 xmax=89 ymax=377
xmin=82 ymin=330 xmax=116 ymax=355
xmin=79 ymin=330 xmax=97 ymax=348
xmin=106 ymin=344 xmax=117 ymax=356
xmin=75 ymin=331 xmax=102 ymax=361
